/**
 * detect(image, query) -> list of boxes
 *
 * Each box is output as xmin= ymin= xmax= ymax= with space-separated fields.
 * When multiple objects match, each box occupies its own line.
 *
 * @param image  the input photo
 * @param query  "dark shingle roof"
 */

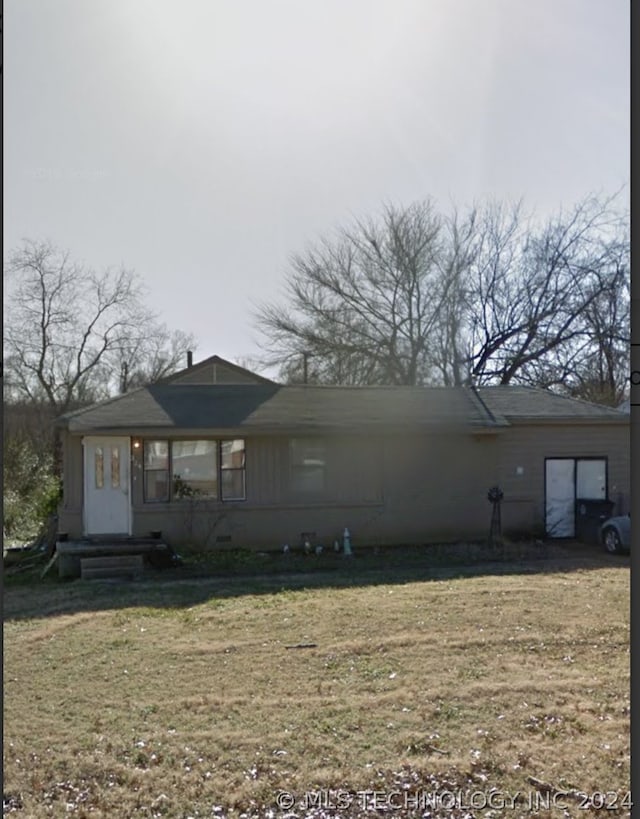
xmin=58 ymin=383 xmax=628 ymax=434
xmin=478 ymin=386 xmax=628 ymax=421
xmin=60 ymin=384 xmax=502 ymax=433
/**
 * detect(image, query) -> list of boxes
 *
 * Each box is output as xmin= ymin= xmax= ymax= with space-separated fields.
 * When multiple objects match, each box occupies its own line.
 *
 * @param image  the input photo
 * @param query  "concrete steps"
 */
xmin=80 ymin=554 xmax=145 ymax=581
xmin=57 ymin=540 xmax=173 ymax=579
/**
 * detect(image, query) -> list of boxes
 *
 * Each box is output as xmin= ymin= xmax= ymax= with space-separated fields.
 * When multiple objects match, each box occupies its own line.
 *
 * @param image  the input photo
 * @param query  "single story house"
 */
xmin=56 ymin=355 xmax=630 ymax=549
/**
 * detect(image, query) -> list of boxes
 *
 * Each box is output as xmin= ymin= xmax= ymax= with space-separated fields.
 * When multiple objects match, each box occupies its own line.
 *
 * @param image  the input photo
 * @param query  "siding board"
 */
xmin=496 ymin=423 xmax=630 ymax=530
xmin=57 ymin=420 xmax=629 ymax=548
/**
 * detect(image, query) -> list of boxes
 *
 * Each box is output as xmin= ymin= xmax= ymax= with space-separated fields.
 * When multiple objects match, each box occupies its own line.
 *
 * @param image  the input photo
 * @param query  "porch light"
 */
xmin=132 ymin=439 xmax=141 ymax=450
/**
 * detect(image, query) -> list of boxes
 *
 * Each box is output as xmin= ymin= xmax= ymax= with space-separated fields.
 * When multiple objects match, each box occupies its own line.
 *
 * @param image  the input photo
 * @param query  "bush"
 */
xmin=3 ymin=437 xmax=61 ymax=543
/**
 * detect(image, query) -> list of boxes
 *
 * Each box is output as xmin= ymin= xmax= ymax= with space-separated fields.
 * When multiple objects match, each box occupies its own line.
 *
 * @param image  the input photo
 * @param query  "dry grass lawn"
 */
xmin=3 ymin=561 xmax=630 ymax=818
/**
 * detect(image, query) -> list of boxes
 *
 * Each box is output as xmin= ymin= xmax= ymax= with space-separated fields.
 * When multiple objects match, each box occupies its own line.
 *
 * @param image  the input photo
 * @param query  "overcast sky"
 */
xmin=4 ymin=0 xmax=629 ymax=369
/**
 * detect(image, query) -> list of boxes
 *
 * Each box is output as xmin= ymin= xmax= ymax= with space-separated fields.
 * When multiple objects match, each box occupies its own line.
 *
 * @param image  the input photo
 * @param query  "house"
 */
xmin=56 ymin=355 xmax=630 ymax=549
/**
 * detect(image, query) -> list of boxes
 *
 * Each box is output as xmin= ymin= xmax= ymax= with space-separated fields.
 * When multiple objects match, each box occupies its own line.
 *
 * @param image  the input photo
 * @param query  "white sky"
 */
xmin=4 ymin=0 xmax=629 ymax=367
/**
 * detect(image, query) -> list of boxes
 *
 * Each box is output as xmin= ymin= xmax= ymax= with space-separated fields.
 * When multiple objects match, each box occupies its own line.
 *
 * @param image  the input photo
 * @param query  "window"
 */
xmin=144 ymin=441 xmax=169 ymax=502
xmin=94 ymin=446 xmax=104 ymax=489
xmin=290 ymin=438 xmax=326 ymax=493
xmin=221 ymin=439 xmax=246 ymax=500
xmin=172 ymin=440 xmax=218 ymax=498
xmin=143 ymin=439 xmax=245 ymax=502
xmin=111 ymin=446 xmax=121 ymax=489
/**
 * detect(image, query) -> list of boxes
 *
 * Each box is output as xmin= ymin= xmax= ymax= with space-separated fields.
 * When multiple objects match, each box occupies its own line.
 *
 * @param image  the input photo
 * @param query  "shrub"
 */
xmin=2 ymin=437 xmax=61 ymax=542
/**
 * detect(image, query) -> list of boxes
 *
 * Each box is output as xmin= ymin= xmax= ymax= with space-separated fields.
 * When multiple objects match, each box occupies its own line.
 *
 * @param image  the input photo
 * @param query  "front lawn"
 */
xmin=3 ymin=561 xmax=630 ymax=818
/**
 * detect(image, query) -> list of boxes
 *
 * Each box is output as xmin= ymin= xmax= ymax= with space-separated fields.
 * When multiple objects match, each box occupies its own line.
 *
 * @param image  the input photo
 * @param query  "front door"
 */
xmin=83 ymin=436 xmax=131 ymax=535
xmin=545 ymin=458 xmax=607 ymax=538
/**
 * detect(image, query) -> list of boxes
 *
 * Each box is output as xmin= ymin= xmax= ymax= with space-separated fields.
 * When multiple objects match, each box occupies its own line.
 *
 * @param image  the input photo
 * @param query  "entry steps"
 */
xmin=56 ymin=539 xmax=176 ymax=579
xmin=80 ymin=554 xmax=145 ymax=580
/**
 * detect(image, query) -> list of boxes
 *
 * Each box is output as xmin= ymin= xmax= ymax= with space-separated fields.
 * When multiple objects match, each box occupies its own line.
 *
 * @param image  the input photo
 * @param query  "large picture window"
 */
xmin=290 ymin=438 xmax=326 ymax=493
xmin=143 ymin=439 xmax=245 ymax=502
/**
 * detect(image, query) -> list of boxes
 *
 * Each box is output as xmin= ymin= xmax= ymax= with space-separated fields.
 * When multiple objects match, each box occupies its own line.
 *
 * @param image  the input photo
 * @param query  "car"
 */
xmin=599 ymin=514 xmax=631 ymax=554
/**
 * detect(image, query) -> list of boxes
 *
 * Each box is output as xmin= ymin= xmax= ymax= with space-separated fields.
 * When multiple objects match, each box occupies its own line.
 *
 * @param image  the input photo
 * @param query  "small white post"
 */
xmin=343 ymin=527 xmax=352 ymax=556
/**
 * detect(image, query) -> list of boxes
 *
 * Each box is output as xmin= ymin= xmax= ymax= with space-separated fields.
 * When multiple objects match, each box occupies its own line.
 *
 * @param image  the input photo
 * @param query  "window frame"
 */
xmin=142 ymin=438 xmax=246 ymax=503
xmin=171 ymin=439 xmax=219 ymax=499
xmin=220 ymin=439 xmax=247 ymax=501
xmin=143 ymin=440 xmax=170 ymax=503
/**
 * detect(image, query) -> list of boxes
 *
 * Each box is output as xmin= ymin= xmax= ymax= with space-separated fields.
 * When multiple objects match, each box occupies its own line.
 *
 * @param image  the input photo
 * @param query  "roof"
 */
xmin=59 ymin=384 xmax=505 ymax=434
xmin=58 ymin=380 xmax=629 ymax=435
xmin=477 ymin=386 xmax=628 ymax=422
xmin=160 ymin=354 xmax=275 ymax=386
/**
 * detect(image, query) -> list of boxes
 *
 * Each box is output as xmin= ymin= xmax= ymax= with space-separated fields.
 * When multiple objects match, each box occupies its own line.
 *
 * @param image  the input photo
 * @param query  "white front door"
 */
xmin=83 ymin=436 xmax=131 ymax=535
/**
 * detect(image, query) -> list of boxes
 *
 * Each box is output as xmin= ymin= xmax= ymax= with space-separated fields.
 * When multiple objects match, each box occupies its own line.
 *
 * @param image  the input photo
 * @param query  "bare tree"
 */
xmin=4 ymin=240 xmax=154 ymax=412
xmin=257 ymin=200 xmax=453 ymax=385
xmin=522 ymin=243 xmax=630 ymax=405
xmin=426 ymin=200 xmax=506 ymax=386
xmin=463 ymin=194 xmax=629 ymax=401
xmin=257 ymin=193 xmax=629 ymax=403
xmin=3 ymin=239 xmax=200 ymax=409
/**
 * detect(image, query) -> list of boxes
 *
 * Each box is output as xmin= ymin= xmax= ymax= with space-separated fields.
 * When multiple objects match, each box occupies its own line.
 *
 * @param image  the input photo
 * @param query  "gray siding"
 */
xmin=126 ymin=431 xmax=495 ymax=547
xmin=57 ymin=420 xmax=629 ymax=547
xmin=496 ymin=422 xmax=630 ymax=531
xmin=58 ymin=432 xmax=84 ymax=537
xmin=61 ymin=432 xmax=83 ymax=510
xmin=376 ymin=432 xmax=499 ymax=542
